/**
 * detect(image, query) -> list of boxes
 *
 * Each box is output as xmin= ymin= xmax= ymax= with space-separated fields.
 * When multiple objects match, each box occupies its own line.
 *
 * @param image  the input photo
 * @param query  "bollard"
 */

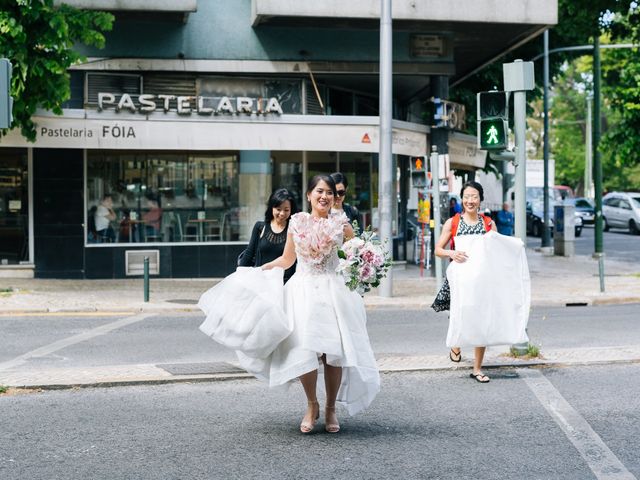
xmin=143 ymin=256 xmax=149 ymax=302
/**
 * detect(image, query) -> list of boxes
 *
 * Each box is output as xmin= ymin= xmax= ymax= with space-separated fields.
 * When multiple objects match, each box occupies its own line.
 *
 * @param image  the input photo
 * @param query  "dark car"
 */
xmin=526 ymin=199 xmax=583 ymax=238
xmin=571 ymin=197 xmax=595 ymax=225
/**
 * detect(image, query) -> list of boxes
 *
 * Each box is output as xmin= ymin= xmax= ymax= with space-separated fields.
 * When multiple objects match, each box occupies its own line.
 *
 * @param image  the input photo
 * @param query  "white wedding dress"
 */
xmin=199 ymin=212 xmax=380 ymax=416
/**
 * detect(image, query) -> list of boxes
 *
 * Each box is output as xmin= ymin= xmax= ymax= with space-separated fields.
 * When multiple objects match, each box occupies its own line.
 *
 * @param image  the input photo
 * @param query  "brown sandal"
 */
xmin=449 ymin=348 xmax=462 ymax=363
xmin=470 ymin=372 xmax=490 ymax=383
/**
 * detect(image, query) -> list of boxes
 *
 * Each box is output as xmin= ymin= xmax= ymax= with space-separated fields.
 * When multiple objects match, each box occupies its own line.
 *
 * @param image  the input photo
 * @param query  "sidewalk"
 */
xmin=1 ymin=248 xmax=639 ymax=391
xmin=1 ymin=248 xmax=639 ymax=314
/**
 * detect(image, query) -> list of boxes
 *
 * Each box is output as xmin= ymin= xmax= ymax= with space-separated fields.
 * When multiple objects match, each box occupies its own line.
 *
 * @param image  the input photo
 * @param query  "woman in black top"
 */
xmin=330 ymin=172 xmax=362 ymax=234
xmin=239 ymin=188 xmax=298 ymax=283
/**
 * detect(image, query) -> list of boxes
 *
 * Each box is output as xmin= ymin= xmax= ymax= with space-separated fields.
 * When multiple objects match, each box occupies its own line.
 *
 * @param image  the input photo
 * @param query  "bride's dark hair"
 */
xmin=307 ymin=174 xmax=337 ymax=196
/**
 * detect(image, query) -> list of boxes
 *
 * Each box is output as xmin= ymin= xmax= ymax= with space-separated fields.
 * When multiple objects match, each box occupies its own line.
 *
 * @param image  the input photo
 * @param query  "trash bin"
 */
xmin=554 ymin=203 xmax=575 ymax=256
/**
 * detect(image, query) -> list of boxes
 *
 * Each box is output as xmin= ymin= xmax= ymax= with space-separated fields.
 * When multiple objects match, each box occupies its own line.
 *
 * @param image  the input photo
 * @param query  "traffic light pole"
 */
xmin=542 ymin=30 xmax=552 ymax=248
xmin=513 ymin=89 xmax=527 ymax=241
xmin=377 ymin=0 xmax=393 ymax=297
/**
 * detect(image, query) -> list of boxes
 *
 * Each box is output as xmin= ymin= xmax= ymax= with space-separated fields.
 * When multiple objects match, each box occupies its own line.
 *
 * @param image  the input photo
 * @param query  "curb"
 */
xmin=4 ymin=357 xmax=640 ymax=393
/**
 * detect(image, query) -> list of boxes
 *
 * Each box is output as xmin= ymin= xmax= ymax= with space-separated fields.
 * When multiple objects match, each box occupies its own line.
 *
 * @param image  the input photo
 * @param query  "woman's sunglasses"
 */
xmin=336 ymin=190 xmax=346 ymax=197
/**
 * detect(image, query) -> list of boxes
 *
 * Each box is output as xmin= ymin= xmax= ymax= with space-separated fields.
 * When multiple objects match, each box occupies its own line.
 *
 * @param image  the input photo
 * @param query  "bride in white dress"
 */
xmin=200 ymin=174 xmax=380 ymax=434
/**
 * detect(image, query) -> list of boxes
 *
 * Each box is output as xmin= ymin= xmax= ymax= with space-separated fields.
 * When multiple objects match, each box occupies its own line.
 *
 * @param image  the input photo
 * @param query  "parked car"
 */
xmin=526 ymin=199 xmax=583 ymax=237
xmin=570 ymin=197 xmax=595 ymax=225
xmin=602 ymin=192 xmax=640 ymax=234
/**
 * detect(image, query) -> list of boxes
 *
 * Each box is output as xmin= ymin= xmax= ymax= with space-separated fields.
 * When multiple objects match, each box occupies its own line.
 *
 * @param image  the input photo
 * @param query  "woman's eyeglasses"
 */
xmin=336 ymin=190 xmax=346 ymax=197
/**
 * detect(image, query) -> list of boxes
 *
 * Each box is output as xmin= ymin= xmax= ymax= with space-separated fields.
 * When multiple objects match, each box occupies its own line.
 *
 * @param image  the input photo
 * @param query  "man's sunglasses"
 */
xmin=336 ymin=190 xmax=346 ymax=197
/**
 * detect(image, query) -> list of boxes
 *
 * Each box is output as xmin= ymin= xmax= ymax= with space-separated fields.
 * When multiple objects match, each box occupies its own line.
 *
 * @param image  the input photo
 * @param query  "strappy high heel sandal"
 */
xmin=325 ymin=406 xmax=340 ymax=433
xmin=300 ymin=401 xmax=320 ymax=433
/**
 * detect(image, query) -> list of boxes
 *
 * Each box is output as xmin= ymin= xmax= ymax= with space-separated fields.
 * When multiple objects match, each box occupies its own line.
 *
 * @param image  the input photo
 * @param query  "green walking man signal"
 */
xmin=1 ymin=58 xmax=13 ymax=129
xmin=477 ymin=91 xmax=509 ymax=150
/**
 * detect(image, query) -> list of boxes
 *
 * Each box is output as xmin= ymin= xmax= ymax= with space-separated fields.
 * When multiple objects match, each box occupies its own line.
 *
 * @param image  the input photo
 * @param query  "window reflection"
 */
xmin=86 ymin=151 xmax=240 ymax=243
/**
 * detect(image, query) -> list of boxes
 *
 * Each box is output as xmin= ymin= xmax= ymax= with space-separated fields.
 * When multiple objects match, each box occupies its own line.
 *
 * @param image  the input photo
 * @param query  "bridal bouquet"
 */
xmin=337 ymin=226 xmax=392 ymax=294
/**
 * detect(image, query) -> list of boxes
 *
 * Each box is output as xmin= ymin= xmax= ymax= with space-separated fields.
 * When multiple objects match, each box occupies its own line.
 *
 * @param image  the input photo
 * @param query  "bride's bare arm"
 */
xmin=262 ymin=233 xmax=297 ymax=270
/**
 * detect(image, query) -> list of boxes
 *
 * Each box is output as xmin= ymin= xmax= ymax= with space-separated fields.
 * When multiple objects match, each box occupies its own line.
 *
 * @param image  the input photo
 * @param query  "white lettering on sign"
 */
xmin=97 ymin=93 xmax=284 ymax=116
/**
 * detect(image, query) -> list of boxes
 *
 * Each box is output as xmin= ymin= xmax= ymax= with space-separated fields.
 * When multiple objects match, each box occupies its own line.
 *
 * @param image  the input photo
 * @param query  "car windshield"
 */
xmin=631 ymin=196 xmax=640 ymax=209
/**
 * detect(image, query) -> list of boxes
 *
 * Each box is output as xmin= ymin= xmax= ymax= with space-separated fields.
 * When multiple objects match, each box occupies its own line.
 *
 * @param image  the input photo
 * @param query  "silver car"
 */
xmin=602 ymin=192 xmax=640 ymax=234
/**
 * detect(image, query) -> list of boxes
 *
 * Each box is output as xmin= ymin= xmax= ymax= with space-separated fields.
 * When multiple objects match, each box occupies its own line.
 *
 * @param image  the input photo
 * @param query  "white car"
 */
xmin=602 ymin=192 xmax=640 ymax=234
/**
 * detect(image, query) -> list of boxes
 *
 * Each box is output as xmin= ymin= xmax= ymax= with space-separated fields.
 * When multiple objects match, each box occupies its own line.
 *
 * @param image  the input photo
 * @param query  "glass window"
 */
xmin=86 ymin=151 xmax=241 ymax=244
xmin=0 ymin=148 xmax=29 ymax=264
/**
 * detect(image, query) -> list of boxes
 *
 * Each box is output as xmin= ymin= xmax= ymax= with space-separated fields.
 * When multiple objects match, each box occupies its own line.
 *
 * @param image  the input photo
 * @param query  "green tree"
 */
xmin=447 ymin=0 xmax=637 ymax=185
xmin=0 ymin=0 xmax=113 ymax=141
xmin=600 ymin=6 xmax=640 ymax=189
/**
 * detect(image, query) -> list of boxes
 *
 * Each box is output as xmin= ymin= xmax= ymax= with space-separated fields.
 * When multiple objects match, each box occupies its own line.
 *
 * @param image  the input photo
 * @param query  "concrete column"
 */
xmin=239 ymin=150 xmax=272 ymax=240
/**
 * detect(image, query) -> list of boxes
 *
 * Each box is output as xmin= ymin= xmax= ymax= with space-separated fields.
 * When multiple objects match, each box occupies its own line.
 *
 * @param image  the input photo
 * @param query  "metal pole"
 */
xmin=542 ymin=30 xmax=552 ymax=248
xmin=585 ymin=98 xmax=593 ymax=198
xmin=430 ymin=146 xmax=443 ymax=288
xmin=143 ymin=256 xmax=150 ymax=302
xmin=593 ymin=35 xmax=605 ymax=292
xmin=378 ymin=0 xmax=393 ymax=297
xmin=514 ymin=89 xmax=527 ymax=242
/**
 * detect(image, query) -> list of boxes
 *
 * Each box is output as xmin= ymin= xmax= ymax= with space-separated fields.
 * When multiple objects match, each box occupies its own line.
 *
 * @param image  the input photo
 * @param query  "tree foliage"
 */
xmin=0 ymin=0 xmax=113 ymax=141
xmin=448 ymin=0 xmax=639 ymax=190
xmin=600 ymin=6 xmax=640 ymax=188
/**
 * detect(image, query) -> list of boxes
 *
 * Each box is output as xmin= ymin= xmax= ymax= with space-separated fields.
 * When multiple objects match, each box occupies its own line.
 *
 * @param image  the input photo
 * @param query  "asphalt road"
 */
xmin=1 ymin=304 xmax=639 ymax=370
xmin=527 ymin=224 xmax=640 ymax=263
xmin=1 ymin=363 xmax=638 ymax=480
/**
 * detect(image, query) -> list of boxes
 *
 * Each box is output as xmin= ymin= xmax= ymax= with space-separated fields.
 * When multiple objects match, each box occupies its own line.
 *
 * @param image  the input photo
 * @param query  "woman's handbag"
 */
xmin=236 ymin=222 xmax=266 ymax=266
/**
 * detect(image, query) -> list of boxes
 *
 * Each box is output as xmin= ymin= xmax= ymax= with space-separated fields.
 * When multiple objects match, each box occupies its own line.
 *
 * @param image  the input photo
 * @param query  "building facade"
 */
xmin=0 ymin=0 xmax=556 ymax=278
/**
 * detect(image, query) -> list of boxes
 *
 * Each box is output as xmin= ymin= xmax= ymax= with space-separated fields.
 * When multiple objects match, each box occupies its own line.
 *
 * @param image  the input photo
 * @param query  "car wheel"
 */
xmin=532 ymin=221 xmax=541 ymax=237
xmin=603 ymin=217 xmax=610 ymax=232
xmin=630 ymin=220 xmax=640 ymax=235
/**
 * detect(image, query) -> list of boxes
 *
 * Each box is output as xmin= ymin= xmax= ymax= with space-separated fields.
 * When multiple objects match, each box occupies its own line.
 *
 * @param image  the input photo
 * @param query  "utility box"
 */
xmin=554 ymin=203 xmax=575 ymax=256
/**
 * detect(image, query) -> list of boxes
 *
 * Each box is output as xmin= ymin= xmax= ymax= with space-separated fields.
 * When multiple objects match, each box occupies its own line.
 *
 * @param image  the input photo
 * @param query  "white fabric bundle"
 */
xmin=446 ymin=231 xmax=530 ymax=348
xmin=198 ymin=267 xmax=293 ymax=359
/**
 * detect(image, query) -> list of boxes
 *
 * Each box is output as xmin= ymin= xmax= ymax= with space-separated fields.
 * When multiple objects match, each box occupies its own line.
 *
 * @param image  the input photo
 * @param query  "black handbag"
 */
xmin=237 ymin=222 xmax=265 ymax=266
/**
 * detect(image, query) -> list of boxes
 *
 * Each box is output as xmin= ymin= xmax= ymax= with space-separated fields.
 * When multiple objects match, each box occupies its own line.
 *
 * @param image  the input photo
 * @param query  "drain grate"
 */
xmin=165 ymin=299 xmax=199 ymax=304
xmin=156 ymin=362 xmax=245 ymax=375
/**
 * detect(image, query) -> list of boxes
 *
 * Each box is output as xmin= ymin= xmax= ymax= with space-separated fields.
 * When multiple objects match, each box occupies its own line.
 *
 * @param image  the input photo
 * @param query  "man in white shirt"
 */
xmin=94 ymin=194 xmax=116 ymax=242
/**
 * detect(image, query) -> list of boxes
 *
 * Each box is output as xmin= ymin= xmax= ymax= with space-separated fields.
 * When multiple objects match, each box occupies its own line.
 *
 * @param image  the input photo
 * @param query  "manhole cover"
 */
xmin=156 ymin=362 xmax=244 ymax=375
xmin=165 ymin=299 xmax=199 ymax=304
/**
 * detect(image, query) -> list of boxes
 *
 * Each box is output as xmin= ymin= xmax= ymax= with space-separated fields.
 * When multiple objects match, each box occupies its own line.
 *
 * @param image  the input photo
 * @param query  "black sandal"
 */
xmin=470 ymin=372 xmax=490 ymax=383
xmin=449 ymin=349 xmax=462 ymax=363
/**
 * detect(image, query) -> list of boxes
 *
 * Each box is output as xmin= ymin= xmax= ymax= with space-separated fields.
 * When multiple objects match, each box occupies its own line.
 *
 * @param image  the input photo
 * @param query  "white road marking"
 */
xmin=0 ymin=313 xmax=155 ymax=372
xmin=519 ymin=368 xmax=636 ymax=480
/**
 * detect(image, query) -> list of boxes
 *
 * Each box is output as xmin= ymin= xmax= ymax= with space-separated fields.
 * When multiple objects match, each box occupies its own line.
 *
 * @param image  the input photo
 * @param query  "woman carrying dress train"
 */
xmin=238 ymin=188 xmax=297 ymax=283
xmin=261 ymin=174 xmax=380 ymax=433
xmin=432 ymin=181 xmax=496 ymax=383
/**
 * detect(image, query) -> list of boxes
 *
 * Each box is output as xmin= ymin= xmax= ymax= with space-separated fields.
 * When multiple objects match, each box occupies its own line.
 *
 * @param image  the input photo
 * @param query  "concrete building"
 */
xmin=0 ymin=0 xmax=556 ymax=278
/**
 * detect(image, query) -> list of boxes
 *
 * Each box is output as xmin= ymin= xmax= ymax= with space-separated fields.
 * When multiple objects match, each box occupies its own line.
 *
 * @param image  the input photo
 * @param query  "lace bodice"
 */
xmin=289 ymin=212 xmax=349 ymax=275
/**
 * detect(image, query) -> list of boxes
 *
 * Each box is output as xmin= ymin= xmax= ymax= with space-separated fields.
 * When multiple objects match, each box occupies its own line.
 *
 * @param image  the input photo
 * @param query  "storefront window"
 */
xmin=0 ymin=149 xmax=29 ymax=264
xmin=86 ymin=151 xmax=240 ymax=244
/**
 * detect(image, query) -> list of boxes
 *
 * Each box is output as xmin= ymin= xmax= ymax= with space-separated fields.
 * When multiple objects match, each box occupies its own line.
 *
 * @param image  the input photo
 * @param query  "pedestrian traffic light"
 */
xmin=477 ymin=91 xmax=509 ymax=150
xmin=410 ymin=156 xmax=427 ymax=188
xmin=0 ymin=58 xmax=13 ymax=129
